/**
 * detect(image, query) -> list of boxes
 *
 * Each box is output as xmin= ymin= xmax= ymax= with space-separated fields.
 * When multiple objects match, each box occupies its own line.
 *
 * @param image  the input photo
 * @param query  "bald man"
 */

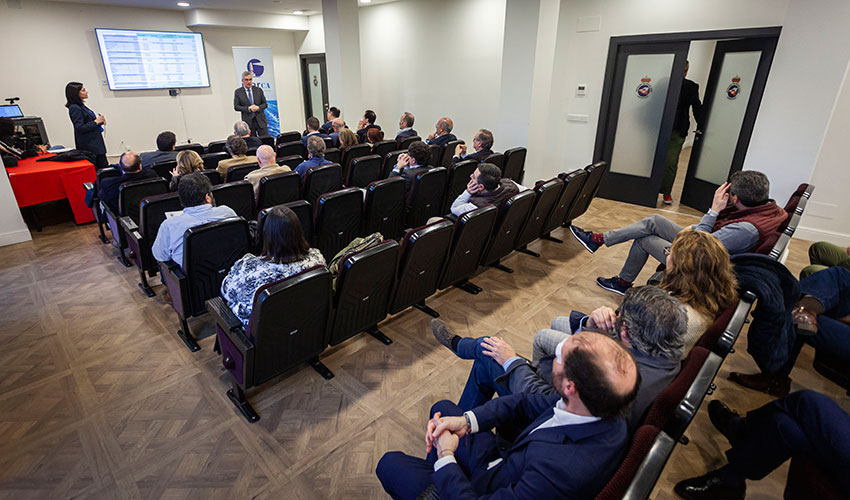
xmin=244 ymin=144 xmax=290 ymax=196
xmin=328 ymin=117 xmax=345 ymax=147
xmin=426 ymin=116 xmax=457 ymax=147
xmin=377 ymin=330 xmax=640 ymax=500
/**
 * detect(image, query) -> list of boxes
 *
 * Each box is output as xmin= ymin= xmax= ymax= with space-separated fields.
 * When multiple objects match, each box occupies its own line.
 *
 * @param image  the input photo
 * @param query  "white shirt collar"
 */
xmin=553 ymin=399 xmax=600 ymax=425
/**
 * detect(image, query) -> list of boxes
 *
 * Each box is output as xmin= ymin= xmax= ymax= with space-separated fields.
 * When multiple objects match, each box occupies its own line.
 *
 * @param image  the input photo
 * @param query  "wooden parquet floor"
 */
xmin=1 ymin=196 xmax=847 ymax=500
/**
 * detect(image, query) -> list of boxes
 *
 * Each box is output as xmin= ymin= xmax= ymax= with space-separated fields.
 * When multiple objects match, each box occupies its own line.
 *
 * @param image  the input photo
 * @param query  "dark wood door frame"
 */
xmin=299 ymin=53 xmax=329 ymax=121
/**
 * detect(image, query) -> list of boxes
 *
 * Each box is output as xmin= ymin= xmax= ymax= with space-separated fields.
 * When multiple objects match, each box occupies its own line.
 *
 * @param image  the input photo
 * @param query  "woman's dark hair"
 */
xmin=65 ymin=82 xmax=84 ymax=108
xmin=261 ymin=206 xmax=310 ymax=264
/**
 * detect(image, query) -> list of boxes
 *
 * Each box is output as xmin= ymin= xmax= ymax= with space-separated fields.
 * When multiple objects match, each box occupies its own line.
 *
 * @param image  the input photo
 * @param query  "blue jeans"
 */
xmin=455 ymin=337 xmax=514 ymax=411
xmin=800 ymin=266 xmax=850 ymax=363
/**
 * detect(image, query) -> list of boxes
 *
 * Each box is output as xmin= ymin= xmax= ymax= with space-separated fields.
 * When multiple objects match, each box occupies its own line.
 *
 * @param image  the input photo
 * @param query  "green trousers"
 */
xmin=659 ymin=130 xmax=686 ymax=196
xmin=800 ymin=241 xmax=850 ymax=278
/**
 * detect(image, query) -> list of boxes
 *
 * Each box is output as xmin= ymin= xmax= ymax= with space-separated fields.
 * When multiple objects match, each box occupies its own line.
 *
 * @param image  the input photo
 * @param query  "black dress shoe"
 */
xmin=674 ymin=470 xmax=745 ymax=500
xmin=708 ymin=400 xmax=743 ymax=445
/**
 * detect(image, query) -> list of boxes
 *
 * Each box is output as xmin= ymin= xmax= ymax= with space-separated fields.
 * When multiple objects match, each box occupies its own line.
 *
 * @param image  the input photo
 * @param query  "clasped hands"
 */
xmin=248 ymin=104 xmax=260 ymax=112
xmin=425 ymin=411 xmax=467 ymax=458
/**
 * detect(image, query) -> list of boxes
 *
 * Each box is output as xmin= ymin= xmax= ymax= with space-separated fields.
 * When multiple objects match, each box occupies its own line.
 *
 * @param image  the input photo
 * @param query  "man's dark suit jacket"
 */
xmin=243 ymin=136 xmax=262 ymax=149
xmin=356 ymin=124 xmax=381 ymax=144
xmin=141 ymin=150 xmax=178 ymax=169
xmin=429 ymin=133 xmax=457 ymax=148
xmin=301 ymin=132 xmax=330 ymax=147
xmin=434 ymin=392 xmax=628 ymax=500
xmin=233 ymin=86 xmax=268 ymax=131
xmin=391 ymin=165 xmax=429 ymax=193
xmin=320 ymin=120 xmax=333 ymax=134
xmin=395 ymin=128 xmax=418 ymax=144
xmin=453 ymin=148 xmax=493 ymax=164
xmin=68 ymin=104 xmax=106 ymax=155
xmin=100 ymin=169 xmax=159 ymax=214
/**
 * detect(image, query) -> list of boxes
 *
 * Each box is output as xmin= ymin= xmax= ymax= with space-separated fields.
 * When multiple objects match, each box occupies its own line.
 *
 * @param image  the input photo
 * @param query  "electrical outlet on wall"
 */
xmin=101 ymin=79 xmax=107 ymax=86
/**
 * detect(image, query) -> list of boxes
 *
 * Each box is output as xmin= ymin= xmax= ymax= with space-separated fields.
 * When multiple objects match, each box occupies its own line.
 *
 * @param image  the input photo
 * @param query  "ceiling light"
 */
xmin=177 ymin=2 xmax=190 ymax=6
xmin=361 ymin=0 xmax=372 ymax=3
xmin=293 ymin=10 xmax=304 ymax=14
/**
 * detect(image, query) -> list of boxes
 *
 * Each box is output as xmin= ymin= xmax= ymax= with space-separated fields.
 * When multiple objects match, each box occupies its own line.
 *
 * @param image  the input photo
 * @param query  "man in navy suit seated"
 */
xmin=426 ymin=116 xmax=457 ymax=147
xmin=234 ymin=121 xmax=262 ymax=150
xmin=453 ymin=129 xmax=494 ymax=164
xmin=320 ymin=106 xmax=340 ymax=134
xmin=328 ymin=118 xmax=345 ymax=147
xmin=295 ymin=136 xmax=332 ymax=179
xmin=376 ymin=329 xmax=640 ymax=500
xmin=100 ymin=151 xmax=158 ymax=213
xmin=390 ymin=140 xmax=431 ymax=192
xmin=356 ymin=109 xmax=381 ymax=144
xmin=140 ymin=131 xmax=179 ymax=169
xmin=301 ymin=116 xmax=329 ymax=146
xmin=395 ymin=111 xmax=418 ymax=146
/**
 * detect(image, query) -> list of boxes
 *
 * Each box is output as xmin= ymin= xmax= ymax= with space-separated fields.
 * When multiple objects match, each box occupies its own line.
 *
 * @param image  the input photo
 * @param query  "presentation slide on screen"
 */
xmin=95 ymin=28 xmax=210 ymax=90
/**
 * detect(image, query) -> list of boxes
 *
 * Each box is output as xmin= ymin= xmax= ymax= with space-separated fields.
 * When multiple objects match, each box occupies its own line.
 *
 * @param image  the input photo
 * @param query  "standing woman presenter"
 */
xmin=65 ymin=81 xmax=107 ymax=170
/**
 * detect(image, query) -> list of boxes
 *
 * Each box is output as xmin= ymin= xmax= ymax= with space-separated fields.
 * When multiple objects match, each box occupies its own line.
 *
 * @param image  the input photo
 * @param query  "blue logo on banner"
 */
xmin=247 ymin=59 xmax=264 ymax=77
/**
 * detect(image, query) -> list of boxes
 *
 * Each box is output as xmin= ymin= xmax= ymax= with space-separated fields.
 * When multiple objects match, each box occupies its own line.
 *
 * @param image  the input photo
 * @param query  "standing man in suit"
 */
xmin=395 ymin=112 xmax=418 ymax=146
xmin=426 ymin=117 xmax=457 ymax=147
xmin=233 ymin=71 xmax=268 ymax=137
xmin=376 ymin=330 xmax=640 ymax=500
xmin=453 ymin=129 xmax=494 ymax=164
xmin=660 ymin=61 xmax=703 ymax=205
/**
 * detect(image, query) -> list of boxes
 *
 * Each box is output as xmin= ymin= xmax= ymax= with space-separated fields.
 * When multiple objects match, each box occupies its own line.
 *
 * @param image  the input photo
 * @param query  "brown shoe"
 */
xmin=729 ymin=372 xmax=791 ymax=398
xmin=792 ymin=296 xmax=823 ymax=336
xmin=161 ymin=289 xmax=172 ymax=305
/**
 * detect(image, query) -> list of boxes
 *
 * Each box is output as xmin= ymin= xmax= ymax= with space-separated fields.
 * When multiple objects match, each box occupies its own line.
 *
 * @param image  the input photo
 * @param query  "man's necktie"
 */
xmin=248 ymin=88 xmax=254 ymax=106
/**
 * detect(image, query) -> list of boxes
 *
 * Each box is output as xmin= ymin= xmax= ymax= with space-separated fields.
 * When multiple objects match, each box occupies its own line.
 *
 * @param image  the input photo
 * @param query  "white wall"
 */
xmin=297 ymin=14 xmax=326 ymax=55
xmin=357 ymin=0 xmax=506 ymax=146
xmin=0 ymin=0 xmax=306 ymax=158
xmin=0 ymin=156 xmax=32 ymax=247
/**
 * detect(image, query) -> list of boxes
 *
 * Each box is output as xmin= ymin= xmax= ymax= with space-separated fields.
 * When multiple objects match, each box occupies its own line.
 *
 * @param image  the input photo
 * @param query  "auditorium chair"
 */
xmin=225 ymin=162 xmax=260 ymax=183
xmin=389 ymin=219 xmax=454 ymax=318
xmin=206 ymin=140 xmax=227 ymax=154
xmin=256 ymin=171 xmax=301 ymax=211
xmin=102 ymin=177 xmax=169 ymax=266
xmin=276 ymin=154 xmax=303 ymax=170
xmin=276 ymin=141 xmax=307 ymax=160
xmin=340 ymin=143 xmax=372 ymax=179
xmin=594 ymin=424 xmax=661 ymax=500
xmin=442 ymin=160 xmax=478 ymax=214
xmin=564 ymin=161 xmax=607 ymax=225
xmin=84 ymin=166 xmax=120 ymax=244
xmin=483 ymin=153 xmax=504 ymax=171
xmin=175 ymin=143 xmax=204 ymax=155
xmin=398 ymin=135 xmax=420 ymax=149
xmin=198 ymin=169 xmax=222 ymax=186
xmin=322 ymin=137 xmax=334 ymax=150
xmin=329 ymin=240 xmax=399 ymax=346
xmin=371 ymin=140 xmax=397 ymax=160
xmin=428 ymin=144 xmax=442 ymax=167
xmin=480 ymin=190 xmax=535 ymax=273
xmin=314 ymin=188 xmax=363 ymax=261
xmin=152 ymin=160 xmax=176 ymax=181
xmin=324 ymin=148 xmax=341 ymax=165
xmin=502 ymin=147 xmax=527 ymax=184
xmin=345 ymin=154 xmax=382 ymax=188
xmin=540 ymin=169 xmax=586 ymax=243
xmin=256 ymin=200 xmax=313 ymax=250
xmin=246 ymin=147 xmax=258 ymax=157
xmin=162 ymin=217 xmax=251 ymax=352
xmin=641 ymin=347 xmax=711 ymax=430
xmin=405 ymin=167 xmax=448 ymax=228
xmin=211 ymin=181 xmax=255 ymax=220
xmin=201 ymin=152 xmax=228 ymax=171
xmin=206 ymin=266 xmax=333 ymax=422
xmin=514 ymin=178 xmax=564 ymax=257
xmin=438 ymin=205 xmax=498 ymax=295
xmin=440 ymin=140 xmax=464 ymax=168
xmin=258 ymin=135 xmax=274 ymax=147
xmin=381 ymin=150 xmax=406 ymax=179
xmin=363 ymin=177 xmax=406 ymax=241
xmin=302 ymin=163 xmax=343 ymax=207
xmin=695 ymin=292 xmax=755 ymax=357
xmin=121 ymin=192 xmax=182 ymax=297
xmin=276 ymin=131 xmax=301 ymax=146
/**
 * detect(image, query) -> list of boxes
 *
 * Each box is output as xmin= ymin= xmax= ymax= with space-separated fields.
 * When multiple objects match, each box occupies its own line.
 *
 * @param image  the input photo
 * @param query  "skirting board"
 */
xmin=793 ymin=225 xmax=850 ymax=248
xmin=0 ymin=228 xmax=32 ymax=247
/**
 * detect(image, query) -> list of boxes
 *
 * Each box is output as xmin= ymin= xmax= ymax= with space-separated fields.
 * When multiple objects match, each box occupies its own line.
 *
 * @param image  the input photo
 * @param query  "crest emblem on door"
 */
xmin=636 ymin=77 xmax=652 ymax=98
xmin=726 ymin=76 xmax=741 ymax=100
xmin=313 ymin=75 xmax=319 ymax=87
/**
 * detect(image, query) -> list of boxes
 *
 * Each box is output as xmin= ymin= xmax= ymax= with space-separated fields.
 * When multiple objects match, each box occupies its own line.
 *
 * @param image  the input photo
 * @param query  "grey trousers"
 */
xmin=603 ymin=214 xmax=683 ymax=282
xmin=532 ymin=316 xmax=572 ymax=362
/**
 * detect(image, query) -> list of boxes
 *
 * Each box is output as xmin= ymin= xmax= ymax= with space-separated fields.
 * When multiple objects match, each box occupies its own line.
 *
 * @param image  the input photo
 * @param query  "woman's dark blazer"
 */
xmin=68 ymin=103 xmax=106 ymax=154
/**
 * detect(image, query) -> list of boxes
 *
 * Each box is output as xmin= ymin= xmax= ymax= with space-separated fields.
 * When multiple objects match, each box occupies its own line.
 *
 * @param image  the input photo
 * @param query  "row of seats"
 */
xmin=599 ymin=183 xmax=817 ymax=500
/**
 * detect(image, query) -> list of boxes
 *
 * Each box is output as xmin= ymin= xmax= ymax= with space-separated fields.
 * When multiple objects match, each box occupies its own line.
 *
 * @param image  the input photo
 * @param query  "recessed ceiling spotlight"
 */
xmin=293 ymin=10 xmax=304 ymax=14
xmin=177 ymin=1 xmax=190 ymax=6
xmin=361 ymin=0 xmax=371 ymax=3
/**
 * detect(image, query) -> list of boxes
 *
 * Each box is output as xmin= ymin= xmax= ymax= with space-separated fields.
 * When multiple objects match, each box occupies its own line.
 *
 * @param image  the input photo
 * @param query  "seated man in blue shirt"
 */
xmin=295 ymin=136 xmax=332 ymax=179
xmin=431 ymin=285 xmax=685 ymax=432
xmin=301 ymin=116 xmax=329 ymax=146
xmin=376 ymin=330 xmax=640 ymax=500
xmin=152 ymin=172 xmax=237 ymax=271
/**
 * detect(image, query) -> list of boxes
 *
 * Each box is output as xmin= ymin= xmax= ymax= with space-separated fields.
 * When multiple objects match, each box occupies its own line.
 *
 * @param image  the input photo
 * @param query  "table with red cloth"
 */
xmin=6 ymin=153 xmax=96 ymax=224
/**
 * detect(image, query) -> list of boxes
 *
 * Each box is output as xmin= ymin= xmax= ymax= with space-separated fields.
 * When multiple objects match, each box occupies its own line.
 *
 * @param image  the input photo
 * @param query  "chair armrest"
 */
xmin=120 ymin=216 xmax=145 ymax=268
xmin=119 ymin=215 xmax=138 ymax=234
xmin=206 ymin=296 xmax=254 ymax=388
xmin=206 ymin=296 xmax=245 ymax=335
xmin=161 ymin=260 xmax=188 ymax=316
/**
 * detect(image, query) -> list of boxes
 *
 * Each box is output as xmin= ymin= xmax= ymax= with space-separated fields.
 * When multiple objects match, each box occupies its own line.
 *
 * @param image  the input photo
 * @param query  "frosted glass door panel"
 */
xmin=308 ymin=62 xmax=324 ymax=117
xmin=609 ymin=54 xmax=675 ymax=177
xmin=695 ymin=51 xmax=761 ymax=184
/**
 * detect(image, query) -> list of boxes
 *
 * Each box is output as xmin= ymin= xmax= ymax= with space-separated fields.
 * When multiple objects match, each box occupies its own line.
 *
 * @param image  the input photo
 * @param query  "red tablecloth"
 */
xmin=6 ymin=153 xmax=96 ymax=224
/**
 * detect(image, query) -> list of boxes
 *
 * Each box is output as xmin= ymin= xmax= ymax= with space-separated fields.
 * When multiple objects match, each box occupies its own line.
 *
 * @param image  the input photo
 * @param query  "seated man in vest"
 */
xmin=390 ymin=140 xmax=431 ymax=192
xmin=452 ymin=128 xmax=494 ymax=164
xmin=100 ymin=151 xmax=158 ymax=214
xmin=295 ymin=136 xmax=332 ymax=179
xmin=245 ymin=145 xmax=291 ymax=196
xmin=301 ymin=116 xmax=329 ymax=146
xmin=450 ymin=163 xmax=526 ymax=217
xmin=216 ymin=136 xmax=258 ymax=178
xmin=570 ymin=170 xmax=787 ymax=294
xmin=376 ymin=330 xmax=640 ymax=500
xmin=140 ymin=131 xmax=178 ymax=169
xmin=430 ymin=285 xmax=684 ymax=432
xmin=426 ymin=116 xmax=456 ymax=147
